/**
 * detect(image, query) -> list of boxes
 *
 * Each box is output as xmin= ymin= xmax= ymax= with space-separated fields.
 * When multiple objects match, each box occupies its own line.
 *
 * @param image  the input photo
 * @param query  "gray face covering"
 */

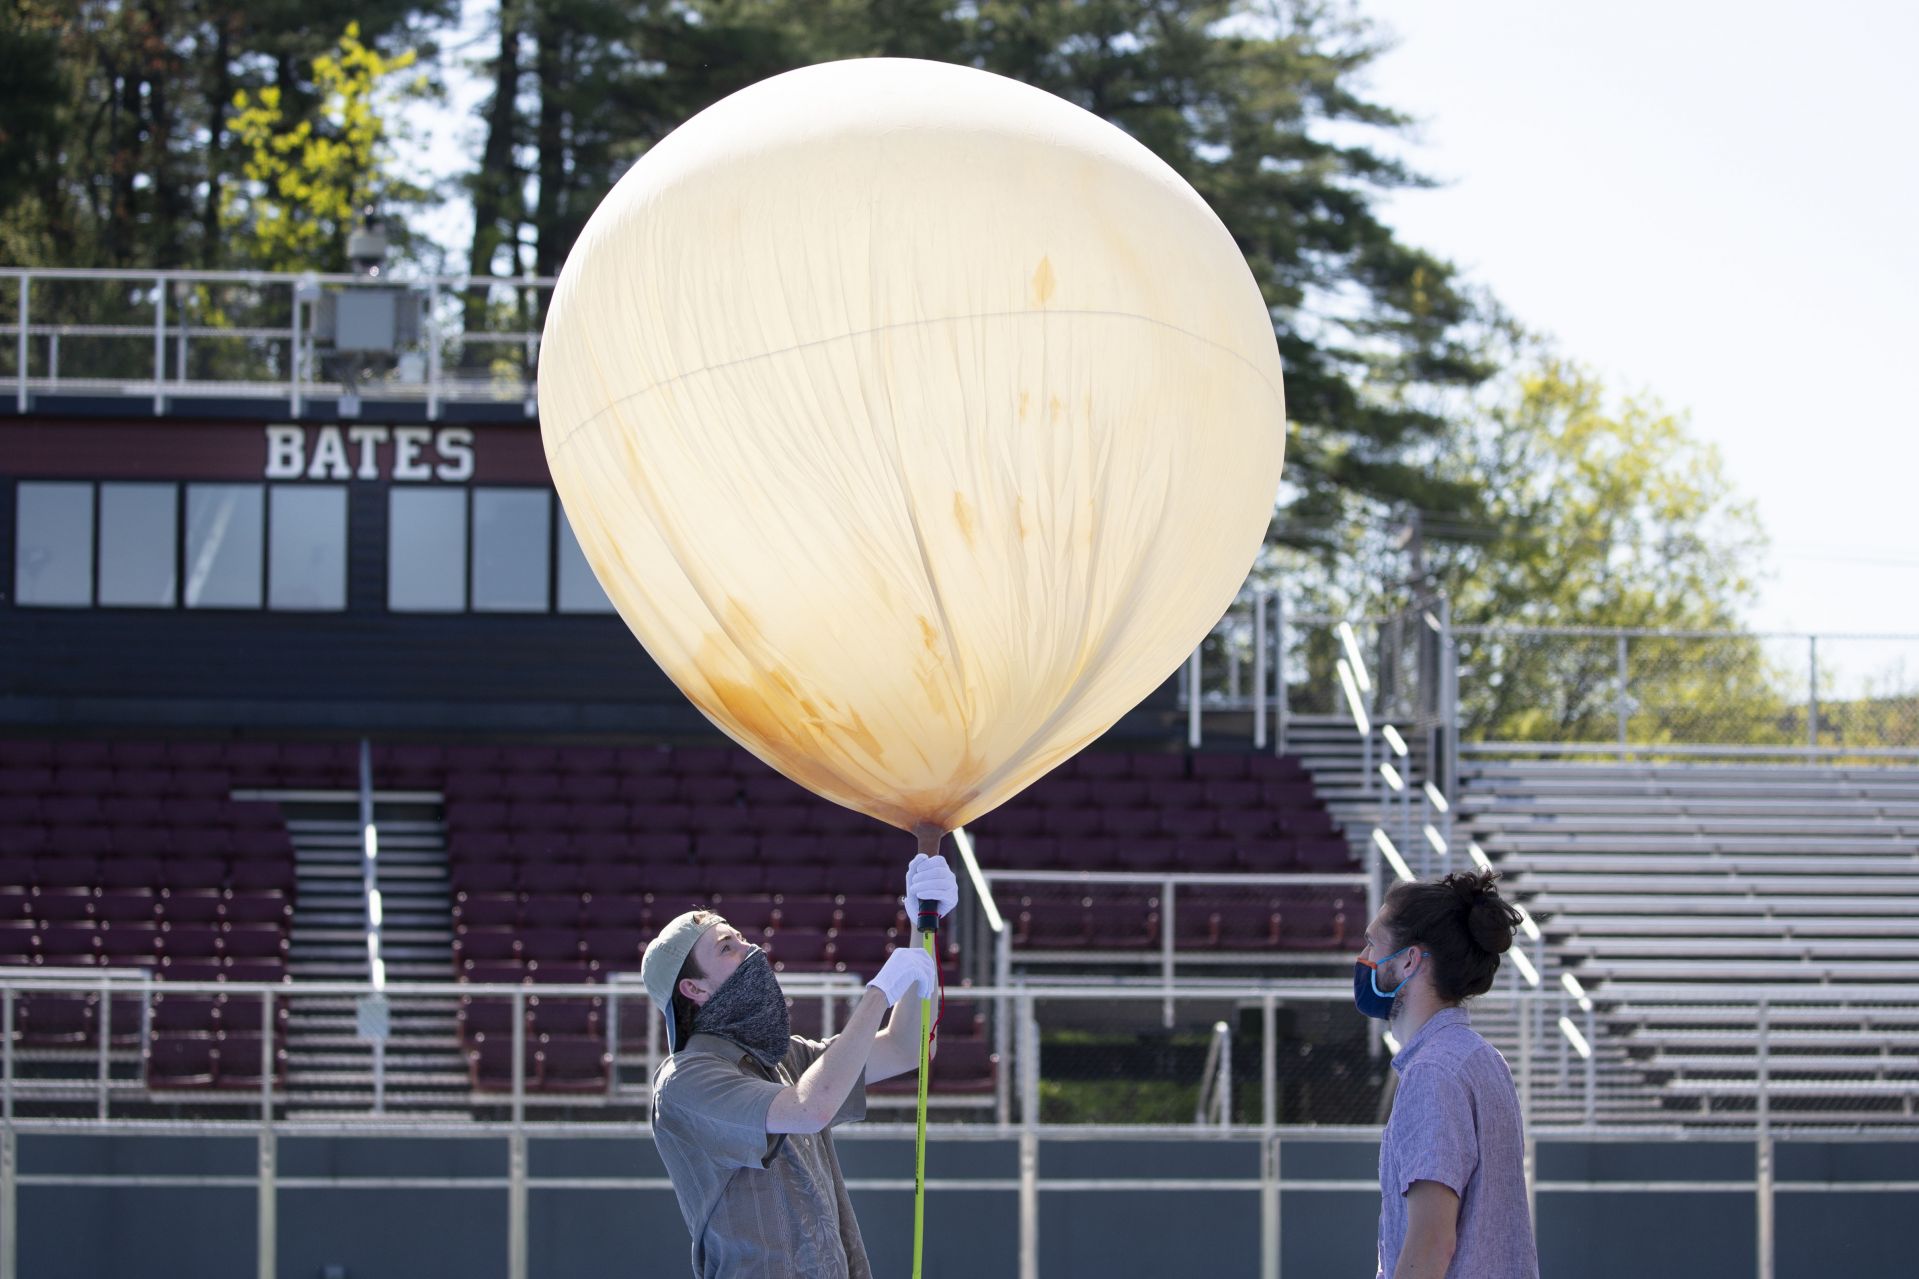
xmin=691 ymin=947 xmax=792 ymax=1070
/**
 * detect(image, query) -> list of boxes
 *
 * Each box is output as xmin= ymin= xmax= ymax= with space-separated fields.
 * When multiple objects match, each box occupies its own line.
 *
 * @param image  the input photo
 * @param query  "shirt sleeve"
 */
xmin=1390 ymin=1064 xmax=1479 ymax=1198
xmin=656 ymin=1054 xmax=787 ymax=1170
xmin=784 ymin=1035 xmax=868 ymax=1128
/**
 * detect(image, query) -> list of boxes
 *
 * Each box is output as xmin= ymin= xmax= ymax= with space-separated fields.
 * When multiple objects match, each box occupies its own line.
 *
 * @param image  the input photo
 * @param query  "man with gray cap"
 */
xmin=642 ymin=852 xmax=958 ymax=1278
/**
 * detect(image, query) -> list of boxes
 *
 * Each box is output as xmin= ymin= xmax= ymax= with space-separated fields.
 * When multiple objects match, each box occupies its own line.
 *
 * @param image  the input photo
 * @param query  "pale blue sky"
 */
xmin=1356 ymin=0 xmax=1919 ymax=636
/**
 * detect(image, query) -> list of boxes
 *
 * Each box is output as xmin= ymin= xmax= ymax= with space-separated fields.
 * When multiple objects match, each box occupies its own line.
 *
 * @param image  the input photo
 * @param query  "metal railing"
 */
xmin=1176 ymin=600 xmax=1919 ymax=760
xmin=1 ymin=975 xmax=1912 ymax=1279
xmin=0 ymin=266 xmax=553 ymax=417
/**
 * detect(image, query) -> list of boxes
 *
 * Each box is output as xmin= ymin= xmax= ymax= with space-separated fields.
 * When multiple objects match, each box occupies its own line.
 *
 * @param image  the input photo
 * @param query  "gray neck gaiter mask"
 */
xmin=692 ymin=947 xmax=791 ymax=1071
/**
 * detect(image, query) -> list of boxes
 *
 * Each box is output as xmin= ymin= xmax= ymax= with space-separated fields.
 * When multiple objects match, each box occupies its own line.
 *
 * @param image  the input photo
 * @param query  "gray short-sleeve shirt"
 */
xmin=1377 ymin=1008 xmax=1539 ymax=1279
xmin=653 ymin=1032 xmax=870 ymax=1278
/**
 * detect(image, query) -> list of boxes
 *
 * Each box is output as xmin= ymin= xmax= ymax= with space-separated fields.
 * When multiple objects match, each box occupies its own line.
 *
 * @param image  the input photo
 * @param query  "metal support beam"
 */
xmin=1260 ymin=994 xmax=1279 ymax=1279
xmin=1017 ymin=995 xmax=1039 ymax=1279
xmin=1186 ymin=648 xmax=1203 ymax=750
xmin=1253 ymin=589 xmax=1269 ymax=750
xmin=1756 ymin=1001 xmax=1774 ymax=1279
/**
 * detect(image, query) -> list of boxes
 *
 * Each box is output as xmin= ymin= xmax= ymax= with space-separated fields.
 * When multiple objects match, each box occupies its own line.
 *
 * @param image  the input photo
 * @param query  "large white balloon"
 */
xmin=539 ymin=58 xmax=1285 ymax=833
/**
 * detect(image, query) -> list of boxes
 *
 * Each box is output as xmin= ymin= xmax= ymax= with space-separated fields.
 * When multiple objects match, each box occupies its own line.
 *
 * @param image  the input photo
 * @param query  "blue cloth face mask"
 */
xmin=1354 ymin=945 xmax=1420 ymax=1021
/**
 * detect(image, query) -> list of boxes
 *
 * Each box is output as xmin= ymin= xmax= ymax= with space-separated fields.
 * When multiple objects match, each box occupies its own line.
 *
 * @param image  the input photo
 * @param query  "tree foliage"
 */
xmin=223 ymin=23 xmax=429 ymax=273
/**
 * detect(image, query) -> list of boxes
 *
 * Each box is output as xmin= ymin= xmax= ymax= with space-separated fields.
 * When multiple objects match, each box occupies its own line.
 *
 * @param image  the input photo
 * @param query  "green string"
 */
xmin=911 ymin=928 xmax=934 ymax=1279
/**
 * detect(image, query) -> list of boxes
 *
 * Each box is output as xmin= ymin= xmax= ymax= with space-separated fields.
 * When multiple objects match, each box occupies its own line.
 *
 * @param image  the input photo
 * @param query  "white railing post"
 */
xmin=289 ymin=278 xmax=305 ymax=417
xmin=1273 ymin=594 xmax=1289 ymax=755
xmin=1260 ymin=993 xmax=1279 ymax=1279
xmin=1807 ymin=637 xmax=1819 ymax=758
xmin=151 ymin=276 xmax=166 ymax=415
xmin=1254 ymin=590 xmax=1269 ymax=750
xmin=426 ymin=281 xmax=442 ymax=420
xmin=1187 ymin=647 xmax=1203 ymax=749
xmin=1615 ymin=633 xmax=1630 ymax=760
xmin=1756 ymin=999 xmax=1774 ymax=1279
xmin=1161 ymin=877 xmax=1177 ymax=1028
xmin=1017 ymin=993 xmax=1040 ymax=1279
xmin=14 ymin=273 xmax=28 ymax=412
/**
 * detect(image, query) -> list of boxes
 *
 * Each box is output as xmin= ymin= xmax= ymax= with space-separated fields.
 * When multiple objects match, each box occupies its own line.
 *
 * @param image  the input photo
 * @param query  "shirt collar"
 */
xmin=1390 ymin=1006 xmax=1471 ymax=1072
xmin=683 ymin=1032 xmax=750 ymax=1062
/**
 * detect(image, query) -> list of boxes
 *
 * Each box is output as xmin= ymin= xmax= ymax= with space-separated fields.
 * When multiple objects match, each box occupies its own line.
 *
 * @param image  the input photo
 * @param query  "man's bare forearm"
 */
xmin=768 ymin=988 xmax=887 ymax=1132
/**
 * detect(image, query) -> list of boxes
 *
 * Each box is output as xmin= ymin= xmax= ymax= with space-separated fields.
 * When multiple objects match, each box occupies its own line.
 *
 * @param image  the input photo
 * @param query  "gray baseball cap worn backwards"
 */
xmin=641 ymin=911 xmax=720 ymax=1052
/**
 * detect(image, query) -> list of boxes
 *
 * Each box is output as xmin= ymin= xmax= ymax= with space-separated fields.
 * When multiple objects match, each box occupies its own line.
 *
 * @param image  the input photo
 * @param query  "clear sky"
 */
xmin=1354 ymin=0 xmax=1919 ymax=638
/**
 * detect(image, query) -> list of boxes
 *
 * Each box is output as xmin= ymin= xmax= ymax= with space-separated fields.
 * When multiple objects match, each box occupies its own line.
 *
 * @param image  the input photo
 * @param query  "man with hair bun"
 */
xmin=1355 ymin=869 xmax=1540 ymax=1279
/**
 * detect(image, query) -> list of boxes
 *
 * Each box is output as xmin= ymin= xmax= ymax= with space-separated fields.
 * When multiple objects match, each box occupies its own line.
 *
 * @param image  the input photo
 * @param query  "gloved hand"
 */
xmin=904 ymin=853 xmax=960 ymax=922
xmin=865 ymin=946 xmax=937 ymax=1006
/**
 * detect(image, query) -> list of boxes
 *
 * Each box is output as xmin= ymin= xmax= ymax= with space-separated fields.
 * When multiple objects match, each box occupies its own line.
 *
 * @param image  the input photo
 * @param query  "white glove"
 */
xmin=904 ymin=853 xmax=960 ymax=922
xmin=866 ymin=946 xmax=937 ymax=1006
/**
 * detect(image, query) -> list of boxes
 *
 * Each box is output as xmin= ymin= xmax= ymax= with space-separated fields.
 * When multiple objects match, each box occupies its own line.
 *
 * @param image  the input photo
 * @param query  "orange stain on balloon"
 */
xmin=1032 ymin=257 xmax=1057 ymax=306
xmin=952 ymin=491 xmax=977 ymax=547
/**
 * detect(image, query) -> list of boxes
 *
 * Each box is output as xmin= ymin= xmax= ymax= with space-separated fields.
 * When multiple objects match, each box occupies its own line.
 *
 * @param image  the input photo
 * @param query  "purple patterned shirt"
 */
xmin=1377 ymin=1007 xmax=1539 ymax=1279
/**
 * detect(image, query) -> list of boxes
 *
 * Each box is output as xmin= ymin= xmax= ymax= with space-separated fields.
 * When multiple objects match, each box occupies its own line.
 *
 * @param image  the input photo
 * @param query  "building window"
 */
xmin=388 ymin=487 xmax=467 ymax=612
xmin=557 ymin=511 xmax=616 ymax=614
xmin=13 ymin=481 xmax=93 ymax=607
xmin=98 ymin=483 xmax=179 ymax=608
xmin=472 ymin=487 xmax=550 ymax=613
xmin=184 ymin=484 xmax=265 ymax=609
xmin=268 ymin=485 xmax=348 ymax=611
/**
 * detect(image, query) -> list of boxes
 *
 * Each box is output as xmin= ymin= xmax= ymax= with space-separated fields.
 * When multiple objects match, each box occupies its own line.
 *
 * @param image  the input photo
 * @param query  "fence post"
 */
xmin=1274 ymin=594 xmax=1289 ymax=756
xmin=995 ymin=927 xmax=1013 ymax=1127
xmin=426 ymin=281 xmax=443 ymax=421
xmin=1615 ymin=633 xmax=1630 ymax=759
xmin=289 ymin=278 xmax=305 ymax=417
xmin=1254 ymin=590 xmax=1269 ymax=750
xmin=1187 ymin=648 xmax=1203 ymax=750
xmin=1161 ymin=878 xmax=1177 ymax=1029
xmin=2 ymin=986 xmax=15 ymax=1279
xmin=15 ymin=274 xmax=28 ymax=412
xmin=1583 ymin=1003 xmax=1597 ymax=1128
xmin=1260 ymin=993 xmax=1279 ymax=1279
xmin=509 ymin=986 xmax=528 ymax=1279
xmin=1517 ymin=969 xmax=1535 ymax=1223
xmin=1018 ymin=994 xmax=1040 ymax=1279
xmin=1756 ymin=1000 xmax=1774 ymax=1279
xmin=1807 ymin=637 xmax=1819 ymax=757
xmin=151 ymin=276 xmax=166 ymax=416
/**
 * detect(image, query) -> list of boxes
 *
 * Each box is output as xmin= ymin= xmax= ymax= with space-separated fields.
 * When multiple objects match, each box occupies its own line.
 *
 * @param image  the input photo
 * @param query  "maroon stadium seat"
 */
xmin=529 ymin=997 xmax=600 ymax=1037
xmin=681 ymin=776 xmax=740 ymax=807
xmin=1068 ymin=753 xmax=1129 ymax=779
xmin=52 ymin=742 xmax=111 ymax=768
xmin=519 ymin=928 xmax=585 ymax=963
xmin=673 ymin=747 xmax=732 ymax=776
xmin=580 ymin=895 xmax=648 ymax=928
xmin=229 ymin=861 xmax=294 ymax=892
xmin=1190 ymin=754 xmax=1250 ymax=780
xmin=1277 ymin=898 xmax=1346 ymax=950
xmin=521 ymin=895 xmax=583 ymax=928
xmin=222 ymin=925 xmax=288 ymax=960
xmin=215 ymin=1033 xmax=288 ymax=1089
xmin=458 ymin=996 xmax=519 ymax=1040
xmin=556 ymin=746 xmax=620 ymax=775
xmin=1101 ymin=810 xmax=1158 ymax=841
xmin=1044 ymin=809 xmax=1103 ymax=838
xmin=18 ymin=993 xmax=94 ymax=1045
xmin=147 ymin=1034 xmax=218 ymax=1088
xmin=767 ymin=928 xmax=832 ymax=972
xmin=0 ymin=743 xmax=52 ymax=768
xmin=1146 ymin=779 xmax=1207 ymax=809
xmin=152 ymin=993 xmax=222 ymax=1034
xmin=1202 ymin=780 xmax=1261 ymax=808
xmin=826 ymin=932 xmax=890 ymax=972
xmin=1296 ymin=838 xmax=1352 ymax=870
xmin=501 ymin=772 xmax=562 ymax=802
xmin=1212 ymin=902 xmax=1281 ymax=950
xmin=1158 ymin=809 xmax=1217 ymax=840
xmin=455 ymin=929 xmax=521 ymax=963
xmin=100 ymin=921 xmax=161 ymax=959
xmin=1016 ymin=902 xmax=1088 ymax=949
xmin=34 ymin=888 xmax=98 ymax=921
xmin=835 ymin=898 xmax=904 ymax=933
xmin=772 ymin=897 xmax=839 ymax=931
xmin=158 ymin=891 xmax=224 ymax=924
xmin=536 ymin=1034 xmax=610 ymax=1092
xmin=1130 ymin=754 xmax=1185 ymax=780
xmin=1029 ymin=777 xmax=1091 ymax=808
xmin=620 ymin=776 xmax=682 ymax=805
xmin=454 ymin=862 xmax=521 ymax=893
xmin=466 ymin=1032 xmax=520 ymax=1092
xmin=94 ymin=888 xmax=159 ymax=922
xmin=527 ymin=959 xmax=594 ymax=984
xmin=159 ymin=957 xmax=226 ymax=983
xmin=616 ymin=746 xmax=673 ymax=775
xmin=457 ymin=894 xmax=523 ymax=929
xmin=462 ymin=959 xmax=528 ymax=985
xmin=580 ymin=862 xmax=647 ymax=895
xmin=583 ymin=927 xmax=647 ymax=972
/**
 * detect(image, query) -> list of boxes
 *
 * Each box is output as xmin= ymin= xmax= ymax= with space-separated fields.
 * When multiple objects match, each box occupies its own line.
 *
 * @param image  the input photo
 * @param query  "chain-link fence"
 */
xmin=1452 ymin=627 xmax=1919 ymax=755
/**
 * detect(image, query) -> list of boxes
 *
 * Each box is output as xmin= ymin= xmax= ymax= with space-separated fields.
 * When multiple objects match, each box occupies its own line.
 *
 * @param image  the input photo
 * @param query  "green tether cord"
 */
xmin=912 ymin=925 xmax=934 ymax=1278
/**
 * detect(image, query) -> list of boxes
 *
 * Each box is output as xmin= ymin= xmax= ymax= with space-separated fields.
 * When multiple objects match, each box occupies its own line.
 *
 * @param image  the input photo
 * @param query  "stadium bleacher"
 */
xmin=0 ymin=734 xmax=1363 ymax=1106
xmin=1462 ymin=759 xmax=1919 ymax=1123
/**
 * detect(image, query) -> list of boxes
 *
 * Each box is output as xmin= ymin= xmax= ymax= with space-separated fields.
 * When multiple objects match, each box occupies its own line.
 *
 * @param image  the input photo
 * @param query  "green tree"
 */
xmin=222 ymin=23 xmax=430 ymax=273
xmin=1427 ymin=356 xmax=1785 ymax=743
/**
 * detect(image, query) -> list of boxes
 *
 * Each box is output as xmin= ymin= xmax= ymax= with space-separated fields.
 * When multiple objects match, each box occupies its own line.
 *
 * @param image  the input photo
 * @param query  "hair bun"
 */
xmin=1467 ymin=898 xmax=1514 ymax=955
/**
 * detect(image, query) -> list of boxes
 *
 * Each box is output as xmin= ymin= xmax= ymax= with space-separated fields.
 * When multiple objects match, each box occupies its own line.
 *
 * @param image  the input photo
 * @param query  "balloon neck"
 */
xmin=913 ymin=823 xmax=944 ymax=859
